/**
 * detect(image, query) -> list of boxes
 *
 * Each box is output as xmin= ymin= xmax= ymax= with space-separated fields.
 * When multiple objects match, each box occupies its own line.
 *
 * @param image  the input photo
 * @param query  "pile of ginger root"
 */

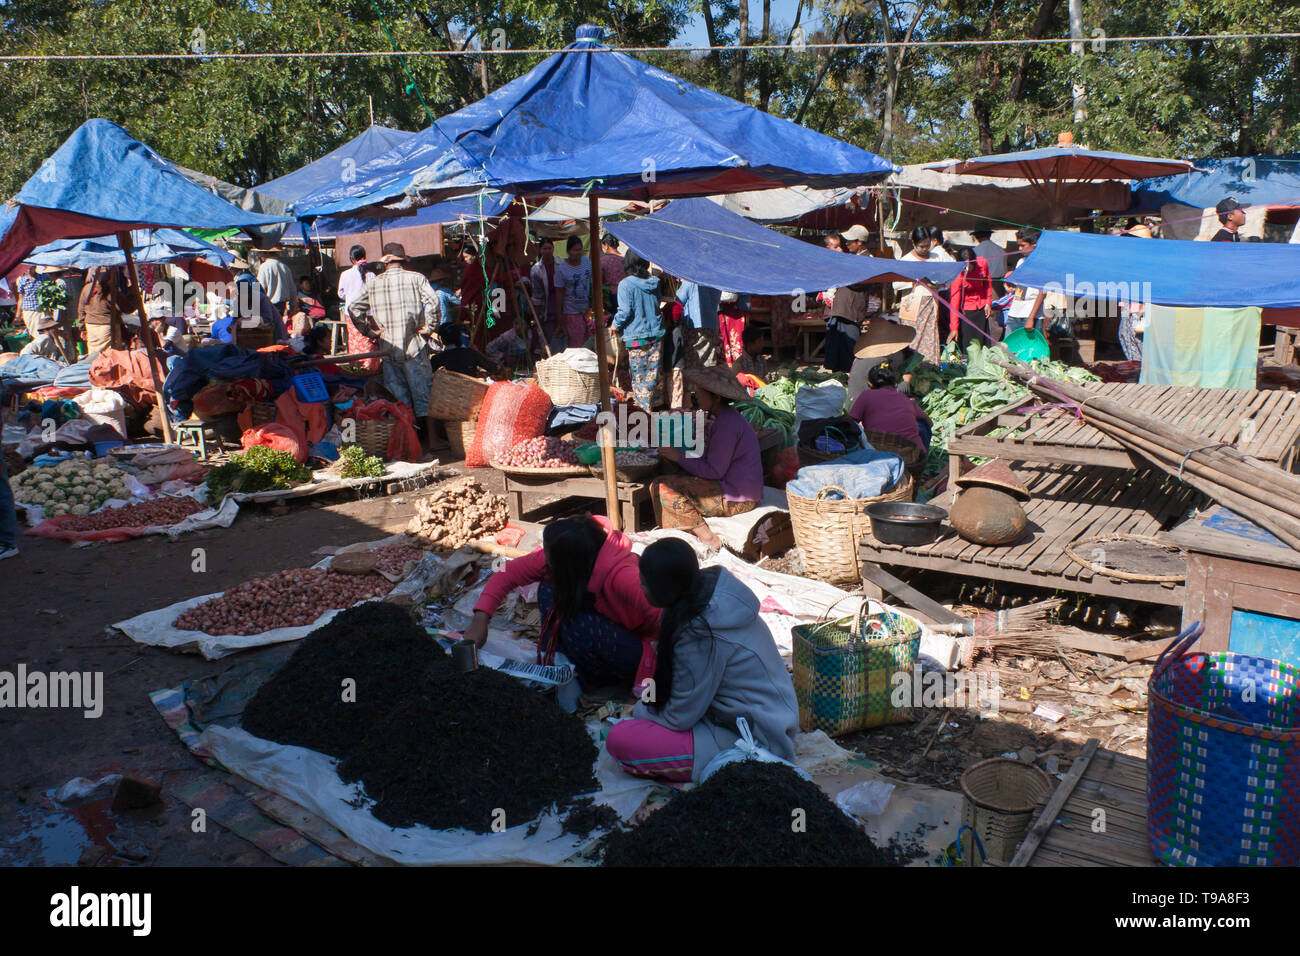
xmin=406 ymin=476 xmax=509 ymax=549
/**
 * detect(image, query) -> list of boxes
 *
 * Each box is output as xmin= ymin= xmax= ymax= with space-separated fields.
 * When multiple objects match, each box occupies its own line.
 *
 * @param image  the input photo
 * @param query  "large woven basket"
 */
xmin=960 ymin=759 xmax=1054 ymax=866
xmin=792 ymin=603 xmax=922 ymax=737
xmin=1148 ymin=624 xmax=1300 ymax=866
xmin=429 ymin=369 xmax=490 ymax=421
xmin=788 ymin=473 xmax=915 ymax=586
xmin=536 ymin=357 xmax=601 ymax=406
xmin=349 ymin=419 xmax=396 ymax=459
xmin=447 ymin=416 xmax=477 ymax=459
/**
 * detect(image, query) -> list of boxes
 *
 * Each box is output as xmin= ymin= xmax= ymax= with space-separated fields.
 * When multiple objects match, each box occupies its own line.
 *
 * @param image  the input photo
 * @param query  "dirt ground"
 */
xmin=0 ymin=461 xmax=1160 ymax=866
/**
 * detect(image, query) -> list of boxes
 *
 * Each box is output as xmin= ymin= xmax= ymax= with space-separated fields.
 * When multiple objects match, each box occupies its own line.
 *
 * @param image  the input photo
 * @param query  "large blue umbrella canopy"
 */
xmin=1130 ymin=154 xmax=1300 ymax=214
xmin=940 ymin=146 xmax=1193 ymax=182
xmin=24 ymin=227 xmax=235 ymax=269
xmin=607 ymin=198 xmax=964 ymax=295
xmin=296 ymin=25 xmax=898 ymax=218
xmin=0 ymin=119 xmax=289 ymax=275
xmin=256 ymin=125 xmax=415 ymax=206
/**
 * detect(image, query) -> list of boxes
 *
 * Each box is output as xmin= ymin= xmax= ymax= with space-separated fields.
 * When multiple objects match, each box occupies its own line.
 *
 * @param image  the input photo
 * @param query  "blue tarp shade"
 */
xmin=0 ymin=119 xmax=288 ymax=276
xmin=605 ymin=198 xmax=964 ymax=295
xmin=1131 ymin=155 xmax=1300 ymax=212
xmin=1009 ymin=230 xmax=1300 ymax=309
xmin=294 ymin=25 xmax=897 ymax=218
xmin=25 ymin=228 xmax=234 ymax=268
xmin=293 ymin=192 xmax=513 ymax=242
xmin=256 ymin=125 xmax=415 ymax=206
xmin=941 ymin=146 xmax=1193 ymax=182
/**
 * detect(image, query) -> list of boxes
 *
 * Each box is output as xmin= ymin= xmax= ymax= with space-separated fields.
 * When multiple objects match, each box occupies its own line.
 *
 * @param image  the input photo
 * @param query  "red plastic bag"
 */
xmin=769 ymin=445 xmax=800 ymax=489
xmin=468 ymin=381 xmax=552 ymax=468
xmin=241 ymin=423 xmax=307 ymax=463
xmin=347 ymin=399 xmax=421 ymax=462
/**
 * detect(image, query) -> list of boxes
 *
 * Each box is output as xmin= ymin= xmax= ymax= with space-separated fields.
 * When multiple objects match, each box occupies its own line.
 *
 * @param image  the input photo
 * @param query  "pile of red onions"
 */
xmin=175 ymin=568 xmax=392 ymax=635
xmin=496 ymin=436 xmax=578 ymax=469
xmin=61 ymin=496 xmax=204 ymax=532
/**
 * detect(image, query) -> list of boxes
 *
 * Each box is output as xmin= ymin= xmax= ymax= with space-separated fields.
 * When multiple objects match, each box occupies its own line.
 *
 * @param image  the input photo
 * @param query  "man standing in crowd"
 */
xmin=972 ymin=229 xmax=1009 ymax=296
xmin=347 ymin=243 xmax=441 ymax=453
xmin=840 ymin=224 xmax=871 ymax=255
xmin=1211 ymin=197 xmax=1246 ymax=242
xmin=673 ymin=279 xmax=722 ymax=407
xmin=256 ymin=248 xmax=297 ymax=319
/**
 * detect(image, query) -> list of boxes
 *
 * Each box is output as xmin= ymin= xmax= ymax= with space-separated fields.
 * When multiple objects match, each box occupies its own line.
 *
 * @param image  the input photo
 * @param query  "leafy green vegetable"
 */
xmin=205 ymin=446 xmax=313 ymax=504
xmin=339 ymin=445 xmax=385 ymax=479
xmin=735 ymin=400 xmax=796 ymax=446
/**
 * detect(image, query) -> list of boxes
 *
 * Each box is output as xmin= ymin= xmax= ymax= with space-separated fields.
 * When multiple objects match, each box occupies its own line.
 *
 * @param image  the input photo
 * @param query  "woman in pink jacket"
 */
xmin=461 ymin=516 xmax=660 ymax=692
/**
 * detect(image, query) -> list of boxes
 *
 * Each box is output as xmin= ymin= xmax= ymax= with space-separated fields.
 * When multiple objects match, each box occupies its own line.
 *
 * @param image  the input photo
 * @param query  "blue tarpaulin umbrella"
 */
xmin=606 ymin=198 xmax=963 ymax=295
xmin=938 ymin=145 xmax=1194 ymax=223
xmin=256 ymin=125 xmax=415 ymax=206
xmin=294 ymin=26 xmax=897 ymax=218
xmin=24 ymin=228 xmax=235 ymax=269
xmin=0 ymin=119 xmax=288 ymax=276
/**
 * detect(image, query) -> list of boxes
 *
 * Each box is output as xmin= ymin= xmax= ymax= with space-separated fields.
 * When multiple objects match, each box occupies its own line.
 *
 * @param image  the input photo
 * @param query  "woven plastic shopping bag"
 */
xmin=793 ymin=600 xmax=921 ymax=737
xmin=1147 ymin=623 xmax=1300 ymax=866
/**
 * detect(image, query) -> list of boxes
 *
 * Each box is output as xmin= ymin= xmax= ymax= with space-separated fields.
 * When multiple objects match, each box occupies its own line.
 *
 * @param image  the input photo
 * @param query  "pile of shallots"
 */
xmin=495 ymin=436 xmax=579 ymax=469
xmin=174 ymin=568 xmax=392 ymax=635
xmin=60 ymin=496 xmax=204 ymax=532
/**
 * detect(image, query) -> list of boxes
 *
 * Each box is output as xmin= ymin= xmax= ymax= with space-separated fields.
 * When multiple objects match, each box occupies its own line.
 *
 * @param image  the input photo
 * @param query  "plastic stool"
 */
xmin=175 ymin=420 xmax=217 ymax=460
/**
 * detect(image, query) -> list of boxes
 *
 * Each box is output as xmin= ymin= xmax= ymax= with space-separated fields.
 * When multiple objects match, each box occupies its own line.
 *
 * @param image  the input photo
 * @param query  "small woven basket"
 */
xmin=788 ymin=473 xmax=915 ymax=586
xmin=792 ymin=602 xmax=922 ymax=737
xmin=863 ymin=429 xmax=926 ymax=478
xmin=429 ymin=369 xmax=490 ymax=421
xmin=1147 ymin=623 xmax=1300 ymax=866
xmin=960 ymin=758 xmax=1054 ymax=866
xmin=536 ymin=357 xmax=601 ymax=406
xmin=349 ymin=419 xmax=396 ymax=459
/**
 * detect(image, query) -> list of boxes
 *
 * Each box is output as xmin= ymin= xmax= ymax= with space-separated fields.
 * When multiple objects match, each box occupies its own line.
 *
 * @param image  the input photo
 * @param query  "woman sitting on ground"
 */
xmin=461 ymin=515 xmax=659 ymax=693
xmin=652 ymin=366 xmax=763 ymax=551
xmin=605 ymin=537 xmax=799 ymax=783
xmin=849 ymin=361 xmax=931 ymax=455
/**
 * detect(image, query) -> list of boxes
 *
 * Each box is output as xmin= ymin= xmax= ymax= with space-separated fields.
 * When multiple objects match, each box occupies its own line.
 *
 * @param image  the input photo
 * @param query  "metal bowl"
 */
xmin=865 ymin=500 xmax=948 ymax=547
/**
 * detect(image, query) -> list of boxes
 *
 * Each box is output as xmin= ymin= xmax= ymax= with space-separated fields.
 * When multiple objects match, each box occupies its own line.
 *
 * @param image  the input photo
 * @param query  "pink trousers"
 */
xmin=606 ymin=718 xmax=694 ymax=783
xmin=561 ymin=313 xmax=590 ymax=348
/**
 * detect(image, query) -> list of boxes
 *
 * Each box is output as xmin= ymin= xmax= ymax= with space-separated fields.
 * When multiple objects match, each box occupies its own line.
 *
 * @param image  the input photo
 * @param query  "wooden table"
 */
xmin=857 ymin=463 xmax=1200 ymax=607
xmin=788 ymin=316 xmax=826 ymax=364
xmin=500 ymin=472 xmax=654 ymax=531
xmin=949 ymin=383 xmax=1300 ymax=480
xmin=1169 ymin=505 xmax=1300 ymax=667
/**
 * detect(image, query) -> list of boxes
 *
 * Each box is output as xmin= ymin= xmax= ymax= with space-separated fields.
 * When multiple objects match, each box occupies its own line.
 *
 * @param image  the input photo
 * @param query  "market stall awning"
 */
xmin=294 ymin=26 xmax=898 ymax=218
xmin=938 ymin=146 xmax=1194 ymax=182
xmin=257 ymin=125 xmax=415 ymax=205
xmin=0 ymin=119 xmax=289 ymax=276
xmin=24 ymin=227 xmax=234 ymax=268
xmin=1010 ymin=230 xmax=1300 ymax=309
xmin=1130 ymin=154 xmax=1300 ymax=213
xmin=605 ymin=198 xmax=964 ymax=294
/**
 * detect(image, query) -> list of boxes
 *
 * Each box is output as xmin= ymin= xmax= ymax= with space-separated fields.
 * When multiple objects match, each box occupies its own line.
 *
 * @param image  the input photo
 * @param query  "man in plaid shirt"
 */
xmin=347 ymin=242 xmax=441 ymax=451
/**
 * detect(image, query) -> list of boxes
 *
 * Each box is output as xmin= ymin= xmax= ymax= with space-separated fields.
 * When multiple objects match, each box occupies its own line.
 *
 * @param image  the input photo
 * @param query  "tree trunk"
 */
xmin=1008 ymin=0 xmax=1060 ymax=106
xmin=701 ymin=1 xmax=723 ymax=77
xmin=758 ymin=0 xmax=772 ymax=112
xmin=733 ymin=0 xmax=749 ymax=102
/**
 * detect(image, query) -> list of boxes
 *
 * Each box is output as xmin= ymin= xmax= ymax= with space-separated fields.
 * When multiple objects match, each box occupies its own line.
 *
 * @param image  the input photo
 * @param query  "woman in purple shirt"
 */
xmin=849 ymin=362 xmax=929 ymax=453
xmin=653 ymin=366 xmax=763 ymax=550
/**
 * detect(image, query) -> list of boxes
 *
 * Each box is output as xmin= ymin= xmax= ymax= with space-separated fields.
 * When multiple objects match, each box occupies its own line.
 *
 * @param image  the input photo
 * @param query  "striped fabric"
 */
xmin=1140 ymin=305 xmax=1261 ymax=388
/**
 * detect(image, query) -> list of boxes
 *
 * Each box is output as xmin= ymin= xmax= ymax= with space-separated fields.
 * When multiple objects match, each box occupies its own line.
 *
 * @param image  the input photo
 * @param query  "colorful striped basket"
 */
xmin=792 ymin=601 xmax=921 ymax=737
xmin=1147 ymin=623 xmax=1300 ymax=867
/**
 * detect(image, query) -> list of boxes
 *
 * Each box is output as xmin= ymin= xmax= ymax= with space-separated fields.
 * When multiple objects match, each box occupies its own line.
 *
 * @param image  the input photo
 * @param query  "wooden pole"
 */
xmin=116 ymin=232 xmax=173 ymax=443
xmin=589 ymin=196 xmax=622 ymax=530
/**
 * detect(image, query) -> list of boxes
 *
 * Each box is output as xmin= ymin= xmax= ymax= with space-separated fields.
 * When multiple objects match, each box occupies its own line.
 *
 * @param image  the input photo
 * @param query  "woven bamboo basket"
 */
xmin=960 ymin=758 xmax=1054 ymax=866
xmin=429 ymin=369 xmax=490 ymax=421
xmin=349 ymin=419 xmax=396 ymax=459
xmin=863 ymin=428 xmax=926 ymax=478
xmin=536 ymin=357 xmax=601 ymax=406
xmin=788 ymin=473 xmax=915 ymax=586
xmin=447 ymin=417 xmax=477 ymax=459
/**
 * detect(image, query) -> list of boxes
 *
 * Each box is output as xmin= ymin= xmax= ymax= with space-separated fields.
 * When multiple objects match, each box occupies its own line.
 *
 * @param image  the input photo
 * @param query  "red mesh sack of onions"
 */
xmin=174 ymin=568 xmax=392 ymax=636
xmin=466 ymin=381 xmax=552 ymax=468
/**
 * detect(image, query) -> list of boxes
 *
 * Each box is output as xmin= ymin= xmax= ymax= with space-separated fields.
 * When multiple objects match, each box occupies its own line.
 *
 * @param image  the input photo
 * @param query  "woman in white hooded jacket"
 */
xmin=605 ymin=537 xmax=799 ymax=783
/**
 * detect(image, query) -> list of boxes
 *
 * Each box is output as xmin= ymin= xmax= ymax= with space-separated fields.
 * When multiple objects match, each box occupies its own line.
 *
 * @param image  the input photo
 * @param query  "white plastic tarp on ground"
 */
xmin=113 ymin=535 xmax=437 ymax=659
xmin=196 ymin=723 xmax=656 ymax=866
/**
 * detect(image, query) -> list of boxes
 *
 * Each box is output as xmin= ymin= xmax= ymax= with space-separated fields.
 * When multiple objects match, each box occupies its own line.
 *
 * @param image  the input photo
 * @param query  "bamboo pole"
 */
xmin=116 ymin=232 xmax=173 ymax=443
xmin=589 ymin=197 xmax=621 ymax=530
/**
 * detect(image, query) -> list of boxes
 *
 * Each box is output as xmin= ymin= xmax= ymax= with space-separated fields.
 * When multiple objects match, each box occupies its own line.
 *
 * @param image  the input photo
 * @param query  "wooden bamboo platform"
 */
xmin=858 ymin=464 xmax=1203 ymax=605
xmin=949 ymin=383 xmax=1300 ymax=472
xmin=1023 ymin=747 xmax=1154 ymax=867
